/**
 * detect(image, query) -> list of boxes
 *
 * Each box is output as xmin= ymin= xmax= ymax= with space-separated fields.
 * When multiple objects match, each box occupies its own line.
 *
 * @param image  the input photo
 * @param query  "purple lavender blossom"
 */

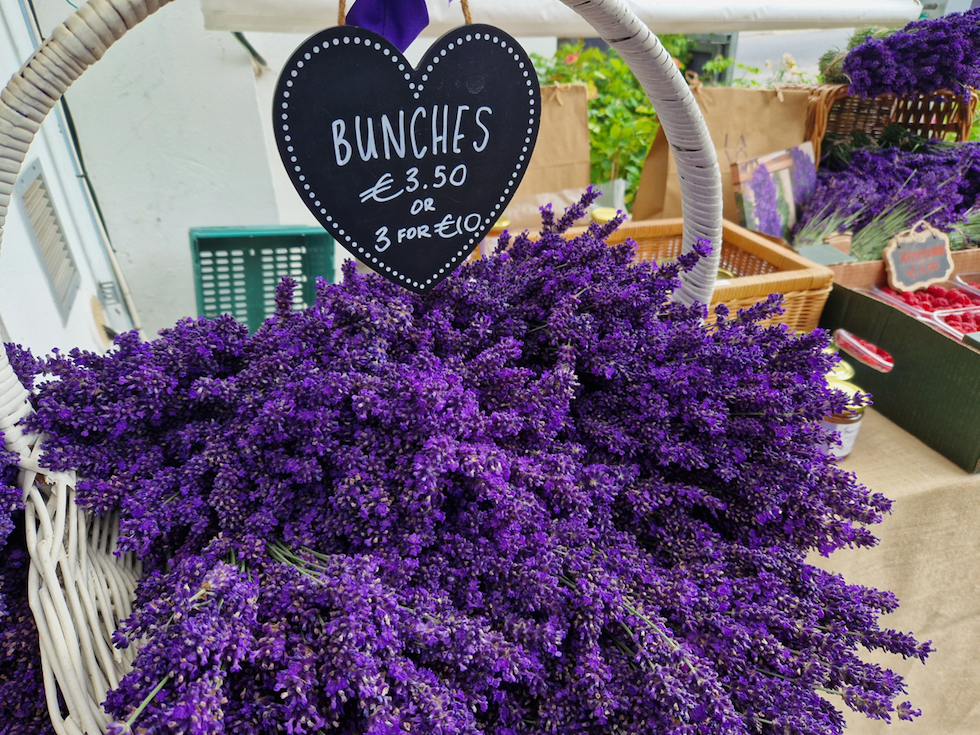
xmin=11 ymin=190 xmax=930 ymax=734
xmin=790 ymin=145 xmax=818 ymax=210
xmin=0 ymin=548 xmax=54 ymax=735
xmin=749 ymin=163 xmax=784 ymax=238
xmin=795 ymin=140 xmax=980 ymax=237
xmin=843 ymin=8 xmax=980 ymax=100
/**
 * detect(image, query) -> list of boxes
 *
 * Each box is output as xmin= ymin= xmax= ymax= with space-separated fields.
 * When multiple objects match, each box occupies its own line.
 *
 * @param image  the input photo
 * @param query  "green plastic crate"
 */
xmin=190 ymin=226 xmax=334 ymax=332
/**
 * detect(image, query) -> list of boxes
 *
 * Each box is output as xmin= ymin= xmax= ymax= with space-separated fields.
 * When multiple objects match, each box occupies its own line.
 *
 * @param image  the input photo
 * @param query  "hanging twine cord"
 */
xmin=338 ymin=0 xmax=471 ymax=28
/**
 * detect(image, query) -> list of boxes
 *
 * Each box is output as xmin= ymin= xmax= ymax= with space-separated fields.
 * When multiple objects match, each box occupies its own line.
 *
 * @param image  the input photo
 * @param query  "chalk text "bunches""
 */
xmin=332 ymin=105 xmax=492 ymax=166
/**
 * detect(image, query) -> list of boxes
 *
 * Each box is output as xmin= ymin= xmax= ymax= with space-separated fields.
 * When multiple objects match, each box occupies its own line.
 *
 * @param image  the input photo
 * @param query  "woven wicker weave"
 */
xmin=803 ymin=83 xmax=978 ymax=164
xmin=0 ymin=0 xmax=722 ymax=733
xmin=566 ymin=218 xmax=835 ymax=332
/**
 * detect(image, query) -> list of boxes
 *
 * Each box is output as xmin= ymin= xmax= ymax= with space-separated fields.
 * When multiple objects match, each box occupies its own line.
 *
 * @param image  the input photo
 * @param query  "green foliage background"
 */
xmin=532 ymin=39 xmax=693 ymax=207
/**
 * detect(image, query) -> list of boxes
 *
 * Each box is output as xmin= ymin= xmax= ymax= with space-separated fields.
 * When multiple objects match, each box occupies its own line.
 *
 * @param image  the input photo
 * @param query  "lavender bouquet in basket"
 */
xmin=0 ymin=434 xmax=54 ymax=735
xmin=4 ymin=191 xmax=929 ymax=735
xmin=842 ymin=7 xmax=980 ymax=100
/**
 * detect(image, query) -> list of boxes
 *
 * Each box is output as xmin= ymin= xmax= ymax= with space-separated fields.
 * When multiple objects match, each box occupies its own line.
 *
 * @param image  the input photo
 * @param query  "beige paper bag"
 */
xmin=507 ymin=83 xmax=591 ymax=231
xmin=633 ymin=86 xmax=812 ymax=224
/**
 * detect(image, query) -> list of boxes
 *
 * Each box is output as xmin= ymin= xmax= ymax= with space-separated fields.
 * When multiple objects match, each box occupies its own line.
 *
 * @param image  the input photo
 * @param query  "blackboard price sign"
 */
xmin=883 ymin=220 xmax=955 ymax=292
xmin=274 ymin=24 xmax=541 ymax=293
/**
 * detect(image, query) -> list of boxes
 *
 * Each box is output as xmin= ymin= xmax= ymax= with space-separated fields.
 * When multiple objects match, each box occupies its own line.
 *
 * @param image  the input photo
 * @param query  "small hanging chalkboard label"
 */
xmin=274 ymin=24 xmax=540 ymax=293
xmin=883 ymin=220 xmax=955 ymax=292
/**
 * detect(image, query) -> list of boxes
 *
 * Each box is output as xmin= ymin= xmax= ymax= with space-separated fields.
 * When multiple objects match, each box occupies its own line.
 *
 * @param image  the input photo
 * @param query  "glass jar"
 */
xmin=821 ymin=377 xmax=866 ymax=459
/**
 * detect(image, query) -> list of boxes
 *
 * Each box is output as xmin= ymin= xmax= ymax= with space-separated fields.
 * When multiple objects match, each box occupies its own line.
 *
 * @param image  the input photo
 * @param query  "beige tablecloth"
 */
xmin=814 ymin=408 xmax=980 ymax=733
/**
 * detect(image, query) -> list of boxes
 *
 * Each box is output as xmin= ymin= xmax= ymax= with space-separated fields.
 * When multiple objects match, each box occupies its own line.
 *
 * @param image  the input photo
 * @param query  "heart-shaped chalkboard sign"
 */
xmin=274 ymin=24 xmax=541 ymax=293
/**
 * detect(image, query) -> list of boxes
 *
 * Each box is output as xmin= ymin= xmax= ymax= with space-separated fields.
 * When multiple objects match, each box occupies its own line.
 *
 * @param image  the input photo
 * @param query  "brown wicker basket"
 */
xmin=567 ymin=218 xmax=835 ymax=332
xmin=802 ymin=83 xmax=978 ymax=164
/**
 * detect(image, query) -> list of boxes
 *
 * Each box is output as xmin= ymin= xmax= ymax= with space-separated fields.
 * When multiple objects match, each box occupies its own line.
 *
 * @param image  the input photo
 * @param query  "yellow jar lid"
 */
xmin=827 ymin=358 xmax=855 ymax=382
xmin=716 ymin=267 xmax=737 ymax=280
xmin=488 ymin=217 xmax=510 ymax=235
xmin=591 ymin=207 xmax=620 ymax=224
xmin=826 ymin=376 xmax=866 ymax=413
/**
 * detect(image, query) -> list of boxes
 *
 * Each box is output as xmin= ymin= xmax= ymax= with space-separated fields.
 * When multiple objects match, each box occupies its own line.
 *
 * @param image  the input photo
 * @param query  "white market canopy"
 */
xmin=201 ymin=0 xmax=924 ymax=36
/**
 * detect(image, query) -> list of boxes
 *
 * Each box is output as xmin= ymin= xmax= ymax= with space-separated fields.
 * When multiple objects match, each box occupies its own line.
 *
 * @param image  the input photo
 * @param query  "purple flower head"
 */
xmin=749 ymin=163 xmax=784 ymax=238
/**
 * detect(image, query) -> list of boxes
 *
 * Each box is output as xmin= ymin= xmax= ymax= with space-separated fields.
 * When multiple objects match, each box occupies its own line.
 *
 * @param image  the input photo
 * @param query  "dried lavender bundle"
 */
xmin=0 ymin=436 xmax=54 ymax=735
xmin=6 ymin=191 xmax=929 ymax=734
xmin=843 ymin=7 xmax=980 ymax=100
xmin=794 ymin=141 xmax=980 ymax=247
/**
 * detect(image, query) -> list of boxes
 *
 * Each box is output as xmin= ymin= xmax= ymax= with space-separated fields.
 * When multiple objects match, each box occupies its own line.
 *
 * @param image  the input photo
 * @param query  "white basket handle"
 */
xmin=555 ymin=0 xmax=722 ymax=304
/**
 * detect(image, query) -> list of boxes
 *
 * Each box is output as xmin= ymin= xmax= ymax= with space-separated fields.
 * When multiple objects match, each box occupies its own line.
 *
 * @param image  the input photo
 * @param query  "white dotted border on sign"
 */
xmin=278 ymin=28 xmax=538 ymax=291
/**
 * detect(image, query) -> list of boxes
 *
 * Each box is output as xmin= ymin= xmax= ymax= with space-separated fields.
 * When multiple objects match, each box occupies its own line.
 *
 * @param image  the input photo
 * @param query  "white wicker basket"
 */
xmin=0 ymin=1 xmax=721 ymax=732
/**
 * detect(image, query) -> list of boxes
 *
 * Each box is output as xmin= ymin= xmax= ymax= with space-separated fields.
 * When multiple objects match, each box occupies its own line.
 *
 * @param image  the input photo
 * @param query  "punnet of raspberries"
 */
xmin=879 ymin=284 xmax=980 ymax=313
xmin=941 ymin=309 xmax=980 ymax=335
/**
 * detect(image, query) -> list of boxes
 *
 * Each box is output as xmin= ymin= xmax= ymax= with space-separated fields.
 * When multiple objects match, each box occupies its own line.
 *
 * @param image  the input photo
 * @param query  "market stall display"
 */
xmin=0 ymin=1 xmax=937 ymax=734
xmin=4 ymin=191 xmax=933 ymax=735
xmin=787 ymin=9 xmax=980 ymax=262
xmin=821 ymin=250 xmax=980 ymax=472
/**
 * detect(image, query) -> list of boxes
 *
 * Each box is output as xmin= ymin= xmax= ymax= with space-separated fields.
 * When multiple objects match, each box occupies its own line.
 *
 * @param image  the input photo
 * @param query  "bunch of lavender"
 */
xmin=0 ymin=425 xmax=53 ymax=735
xmin=818 ymin=27 xmax=894 ymax=85
xmin=842 ymin=7 xmax=980 ymax=99
xmin=13 ymin=191 xmax=930 ymax=734
xmin=747 ymin=164 xmax=783 ymax=238
xmin=0 ymin=547 xmax=55 ymax=735
xmin=0 ymin=428 xmax=23 ymax=619
xmin=793 ymin=140 xmax=980 ymax=250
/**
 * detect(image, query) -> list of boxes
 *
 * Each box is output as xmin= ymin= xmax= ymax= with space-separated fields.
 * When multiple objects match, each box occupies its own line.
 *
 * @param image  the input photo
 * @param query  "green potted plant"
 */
xmin=533 ymin=39 xmax=692 ymax=210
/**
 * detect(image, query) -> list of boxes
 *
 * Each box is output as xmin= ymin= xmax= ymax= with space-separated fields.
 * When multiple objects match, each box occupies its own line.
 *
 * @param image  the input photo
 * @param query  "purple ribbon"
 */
xmin=346 ymin=0 xmax=430 ymax=52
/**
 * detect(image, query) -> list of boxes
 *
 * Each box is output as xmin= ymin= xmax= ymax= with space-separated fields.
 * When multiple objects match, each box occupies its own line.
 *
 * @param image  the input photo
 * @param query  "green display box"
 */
xmin=820 ymin=251 xmax=980 ymax=474
xmin=190 ymin=226 xmax=334 ymax=333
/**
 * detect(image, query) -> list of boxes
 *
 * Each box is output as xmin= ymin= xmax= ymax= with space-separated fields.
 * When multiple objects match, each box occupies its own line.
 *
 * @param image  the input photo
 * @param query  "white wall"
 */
xmin=0 ymin=0 xmax=134 ymax=356
xmin=33 ymin=0 xmax=281 ymax=337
